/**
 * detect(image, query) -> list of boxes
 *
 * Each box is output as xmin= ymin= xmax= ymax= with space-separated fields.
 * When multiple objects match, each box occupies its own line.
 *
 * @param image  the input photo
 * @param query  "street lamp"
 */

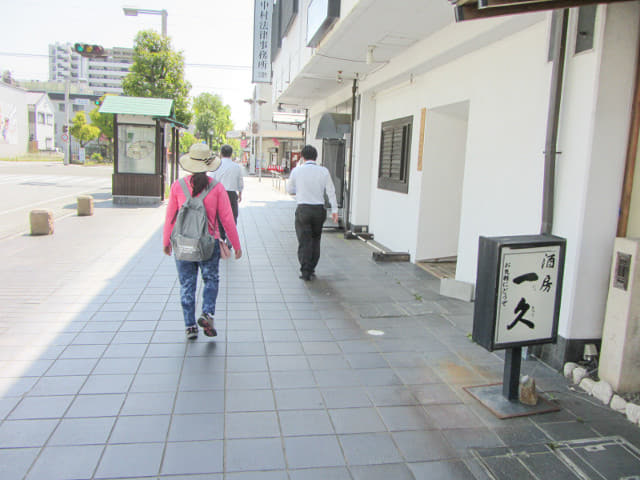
xmin=123 ymin=7 xmax=168 ymax=37
xmin=244 ymin=97 xmax=267 ymax=181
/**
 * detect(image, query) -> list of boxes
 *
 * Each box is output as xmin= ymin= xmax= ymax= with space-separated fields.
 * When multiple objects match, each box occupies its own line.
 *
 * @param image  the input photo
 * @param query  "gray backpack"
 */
xmin=170 ymin=178 xmax=218 ymax=262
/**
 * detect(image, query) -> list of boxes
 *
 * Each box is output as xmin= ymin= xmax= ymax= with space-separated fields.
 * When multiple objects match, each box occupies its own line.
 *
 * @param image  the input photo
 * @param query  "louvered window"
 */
xmin=378 ymin=116 xmax=412 ymax=193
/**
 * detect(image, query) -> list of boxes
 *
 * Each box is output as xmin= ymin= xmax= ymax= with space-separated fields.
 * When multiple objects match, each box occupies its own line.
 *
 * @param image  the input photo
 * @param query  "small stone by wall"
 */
xmin=564 ymin=362 xmax=640 ymax=427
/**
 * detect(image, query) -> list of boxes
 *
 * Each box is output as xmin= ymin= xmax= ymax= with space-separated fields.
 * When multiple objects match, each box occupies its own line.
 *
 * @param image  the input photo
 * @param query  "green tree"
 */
xmin=89 ymin=95 xmax=114 ymax=160
xmin=179 ymin=131 xmax=198 ymax=153
xmin=122 ymin=30 xmax=192 ymax=125
xmin=69 ymin=111 xmax=100 ymax=147
xmin=193 ymin=93 xmax=233 ymax=152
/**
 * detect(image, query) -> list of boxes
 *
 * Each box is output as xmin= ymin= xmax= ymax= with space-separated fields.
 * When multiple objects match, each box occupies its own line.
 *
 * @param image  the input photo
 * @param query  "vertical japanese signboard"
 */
xmin=252 ymin=0 xmax=272 ymax=84
xmin=473 ymin=235 xmax=565 ymax=351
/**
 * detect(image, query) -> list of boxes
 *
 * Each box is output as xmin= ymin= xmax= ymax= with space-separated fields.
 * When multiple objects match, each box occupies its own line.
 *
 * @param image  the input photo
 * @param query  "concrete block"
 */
xmin=592 ymin=380 xmax=613 ymax=405
xmin=579 ymin=377 xmax=596 ymax=395
xmin=563 ymin=362 xmax=579 ymax=380
xmin=572 ymin=366 xmax=588 ymax=385
xmin=29 ymin=210 xmax=54 ymax=235
xmin=600 ymin=237 xmax=640 ymax=392
xmin=625 ymin=403 xmax=640 ymax=424
xmin=77 ymin=195 xmax=94 ymax=216
xmin=440 ymin=278 xmax=475 ymax=302
xmin=611 ymin=394 xmax=627 ymax=413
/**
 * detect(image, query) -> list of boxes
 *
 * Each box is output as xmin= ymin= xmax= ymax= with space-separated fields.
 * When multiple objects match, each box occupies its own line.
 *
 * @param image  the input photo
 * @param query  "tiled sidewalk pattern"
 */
xmin=0 ymin=178 xmax=639 ymax=479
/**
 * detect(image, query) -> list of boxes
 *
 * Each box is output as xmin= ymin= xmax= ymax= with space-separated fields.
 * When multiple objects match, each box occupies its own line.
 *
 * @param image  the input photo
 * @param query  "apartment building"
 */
xmin=48 ymin=43 xmax=133 ymax=95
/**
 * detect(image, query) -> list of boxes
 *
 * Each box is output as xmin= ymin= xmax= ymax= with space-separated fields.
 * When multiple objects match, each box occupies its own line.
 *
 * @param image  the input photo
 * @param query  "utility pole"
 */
xmin=63 ymin=45 xmax=71 ymax=166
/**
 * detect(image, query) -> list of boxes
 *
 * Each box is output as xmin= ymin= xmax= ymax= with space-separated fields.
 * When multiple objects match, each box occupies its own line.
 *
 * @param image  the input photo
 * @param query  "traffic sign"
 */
xmin=61 ymin=133 xmax=69 ymax=143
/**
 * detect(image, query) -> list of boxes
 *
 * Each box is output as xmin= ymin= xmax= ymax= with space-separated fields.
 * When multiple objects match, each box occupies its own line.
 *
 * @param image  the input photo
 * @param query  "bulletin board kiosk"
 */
xmin=466 ymin=234 xmax=566 ymax=418
xmin=99 ymin=96 xmax=184 ymax=205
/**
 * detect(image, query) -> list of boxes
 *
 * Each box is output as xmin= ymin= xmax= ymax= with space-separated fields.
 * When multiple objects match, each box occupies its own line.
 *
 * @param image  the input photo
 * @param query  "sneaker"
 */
xmin=185 ymin=326 xmax=198 ymax=340
xmin=197 ymin=313 xmax=217 ymax=337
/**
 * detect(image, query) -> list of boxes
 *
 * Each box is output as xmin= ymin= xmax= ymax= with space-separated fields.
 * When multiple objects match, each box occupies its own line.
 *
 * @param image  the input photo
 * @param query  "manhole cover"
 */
xmin=472 ymin=436 xmax=640 ymax=479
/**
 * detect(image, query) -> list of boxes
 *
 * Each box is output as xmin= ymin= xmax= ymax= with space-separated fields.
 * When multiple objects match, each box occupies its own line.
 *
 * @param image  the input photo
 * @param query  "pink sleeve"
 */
xmin=206 ymin=183 xmax=241 ymax=250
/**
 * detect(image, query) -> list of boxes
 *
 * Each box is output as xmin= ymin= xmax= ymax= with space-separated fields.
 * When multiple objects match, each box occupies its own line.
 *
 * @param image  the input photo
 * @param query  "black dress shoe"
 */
xmin=299 ymin=273 xmax=312 ymax=281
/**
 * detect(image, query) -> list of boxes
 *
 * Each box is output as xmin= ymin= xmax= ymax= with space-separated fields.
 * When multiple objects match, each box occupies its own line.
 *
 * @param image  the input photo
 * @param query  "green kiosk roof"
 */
xmin=99 ymin=96 xmax=174 ymax=117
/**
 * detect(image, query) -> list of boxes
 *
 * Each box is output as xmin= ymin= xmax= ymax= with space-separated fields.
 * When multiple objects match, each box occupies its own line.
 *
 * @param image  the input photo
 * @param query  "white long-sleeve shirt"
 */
xmin=286 ymin=160 xmax=338 ymax=214
xmin=208 ymin=157 xmax=244 ymax=192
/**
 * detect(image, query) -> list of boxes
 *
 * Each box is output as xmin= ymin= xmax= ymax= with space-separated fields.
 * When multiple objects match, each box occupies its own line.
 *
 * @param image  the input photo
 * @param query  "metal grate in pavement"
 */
xmin=472 ymin=436 xmax=640 ymax=480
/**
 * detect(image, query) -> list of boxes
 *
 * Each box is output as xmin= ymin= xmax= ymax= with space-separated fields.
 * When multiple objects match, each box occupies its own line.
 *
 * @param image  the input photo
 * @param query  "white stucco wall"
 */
xmin=369 ymin=19 xmax=551 ymax=266
xmin=0 ymin=83 xmax=28 ymax=157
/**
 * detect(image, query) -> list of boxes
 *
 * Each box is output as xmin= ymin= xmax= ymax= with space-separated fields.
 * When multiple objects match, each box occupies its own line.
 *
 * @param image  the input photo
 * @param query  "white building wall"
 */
xmin=369 ymin=19 xmax=550 ymax=265
xmin=0 ymin=83 xmax=28 ymax=157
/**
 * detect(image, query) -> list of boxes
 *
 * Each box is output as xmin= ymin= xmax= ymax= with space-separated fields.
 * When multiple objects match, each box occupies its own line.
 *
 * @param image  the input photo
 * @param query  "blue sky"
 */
xmin=0 ymin=0 xmax=255 ymax=128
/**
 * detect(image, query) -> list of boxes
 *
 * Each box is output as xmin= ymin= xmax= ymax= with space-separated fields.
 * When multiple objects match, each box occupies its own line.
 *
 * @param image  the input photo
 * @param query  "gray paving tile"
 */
xmin=66 ymin=393 xmax=125 ymax=418
xmin=93 ymin=358 xmax=141 ymax=375
xmin=161 ymin=440 xmax=223 ymax=475
xmin=9 ymin=395 xmax=73 ymax=420
xmin=289 ymin=467 xmax=352 ymax=480
xmin=267 ymin=355 xmax=310 ymax=371
xmin=329 ymin=407 xmax=386 ymax=434
xmin=321 ymin=388 xmax=372 ymax=409
xmin=225 ymin=438 xmax=286 ymax=471
xmin=442 ymin=427 xmax=505 ymax=455
xmin=274 ymin=388 xmax=325 ymax=410
xmin=350 ymin=463 xmax=415 ymax=480
xmin=110 ymin=414 xmax=171 ymax=443
xmin=226 ymin=389 xmax=275 ymax=412
xmin=43 ymin=358 xmax=96 ymax=376
xmin=180 ymin=372 xmax=225 ymax=391
xmin=307 ymin=354 xmax=350 ymax=370
xmin=283 ymin=435 xmax=345 ymax=469
xmin=225 ymin=411 xmax=280 ymax=438
xmin=120 ymin=391 xmax=176 ymax=417
xmin=271 ymin=370 xmax=316 ymax=389
xmin=408 ymin=459 xmax=478 ymax=479
xmin=226 ymin=356 xmax=269 ymax=372
xmin=340 ymin=432 xmax=404 ymax=465
xmin=411 ymin=383 xmax=463 ymax=405
xmin=393 ymin=430 xmax=458 ymax=462
xmin=59 ymin=344 xmax=108 ymax=359
xmin=280 ymin=409 xmax=335 ymax=436
xmin=0 ymin=448 xmax=40 ymax=480
xmin=168 ymin=413 xmax=224 ymax=441
xmin=79 ymin=374 xmax=134 ymax=394
xmin=25 ymin=444 xmax=103 ymax=480
xmin=226 ymin=372 xmax=271 ymax=389
xmin=377 ymin=405 xmax=434 ymax=431
xmin=425 ymin=404 xmax=485 ymax=430
xmin=129 ymin=373 xmax=180 ymax=393
xmin=174 ymin=390 xmax=224 ymax=414
xmin=49 ymin=417 xmax=116 ymax=445
xmin=0 ymin=418 xmax=58 ymax=447
xmin=95 ymin=442 xmax=164 ymax=478
xmin=103 ymin=343 xmax=148 ymax=358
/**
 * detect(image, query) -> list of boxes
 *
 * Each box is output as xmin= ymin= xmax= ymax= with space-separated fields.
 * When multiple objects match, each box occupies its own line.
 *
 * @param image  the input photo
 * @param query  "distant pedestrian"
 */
xmin=286 ymin=144 xmax=338 ymax=281
xmin=163 ymin=143 xmax=242 ymax=340
xmin=208 ymin=144 xmax=244 ymax=244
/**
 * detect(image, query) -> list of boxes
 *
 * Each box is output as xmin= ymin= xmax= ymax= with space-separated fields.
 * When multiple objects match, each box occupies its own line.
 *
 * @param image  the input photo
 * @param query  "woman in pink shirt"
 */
xmin=163 ymin=143 xmax=242 ymax=340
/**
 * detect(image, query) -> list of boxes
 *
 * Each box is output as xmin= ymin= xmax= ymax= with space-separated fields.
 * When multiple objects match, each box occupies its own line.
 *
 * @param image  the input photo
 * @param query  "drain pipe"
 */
xmin=541 ymin=9 xmax=569 ymax=235
xmin=344 ymin=78 xmax=358 ymax=233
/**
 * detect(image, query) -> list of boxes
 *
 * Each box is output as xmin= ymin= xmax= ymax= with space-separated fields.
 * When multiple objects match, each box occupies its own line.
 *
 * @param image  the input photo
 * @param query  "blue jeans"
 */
xmin=175 ymin=242 xmax=221 ymax=327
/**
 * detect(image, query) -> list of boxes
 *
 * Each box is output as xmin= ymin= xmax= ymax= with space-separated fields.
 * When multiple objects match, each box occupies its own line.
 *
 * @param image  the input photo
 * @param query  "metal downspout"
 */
xmin=345 ymin=78 xmax=358 ymax=232
xmin=541 ymin=9 xmax=569 ymax=235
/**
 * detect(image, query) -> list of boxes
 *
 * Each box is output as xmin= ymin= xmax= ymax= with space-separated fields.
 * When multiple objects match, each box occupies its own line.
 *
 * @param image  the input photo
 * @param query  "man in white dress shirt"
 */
xmin=209 ymin=144 xmax=244 ymax=242
xmin=286 ymin=145 xmax=338 ymax=281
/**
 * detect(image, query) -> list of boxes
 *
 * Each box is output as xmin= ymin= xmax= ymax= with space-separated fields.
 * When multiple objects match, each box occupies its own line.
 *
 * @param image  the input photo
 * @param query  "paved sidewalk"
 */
xmin=1 ymin=177 xmax=639 ymax=479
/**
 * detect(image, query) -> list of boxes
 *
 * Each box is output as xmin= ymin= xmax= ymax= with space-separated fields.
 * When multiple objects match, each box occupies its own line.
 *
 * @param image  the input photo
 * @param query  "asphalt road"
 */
xmin=0 ymin=161 xmax=112 ymax=240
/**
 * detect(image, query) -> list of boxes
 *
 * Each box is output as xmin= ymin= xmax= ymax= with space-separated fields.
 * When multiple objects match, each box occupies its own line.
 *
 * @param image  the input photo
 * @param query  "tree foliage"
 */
xmin=193 ymin=93 xmax=233 ymax=153
xmin=122 ymin=30 xmax=192 ymax=125
xmin=89 ymin=95 xmax=113 ymax=140
xmin=70 ymin=112 xmax=100 ymax=147
xmin=179 ymin=131 xmax=198 ymax=153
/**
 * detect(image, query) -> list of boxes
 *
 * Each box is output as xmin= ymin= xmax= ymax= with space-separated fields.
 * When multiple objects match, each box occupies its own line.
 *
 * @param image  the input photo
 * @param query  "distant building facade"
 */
xmin=25 ymin=92 xmax=55 ymax=151
xmin=0 ymin=82 xmax=29 ymax=157
xmin=48 ymin=43 xmax=133 ymax=95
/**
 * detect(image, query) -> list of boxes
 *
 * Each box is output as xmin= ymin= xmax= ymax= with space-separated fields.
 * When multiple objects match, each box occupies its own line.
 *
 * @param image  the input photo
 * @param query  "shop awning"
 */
xmin=99 ymin=96 xmax=174 ymax=117
xmin=315 ymin=113 xmax=351 ymax=139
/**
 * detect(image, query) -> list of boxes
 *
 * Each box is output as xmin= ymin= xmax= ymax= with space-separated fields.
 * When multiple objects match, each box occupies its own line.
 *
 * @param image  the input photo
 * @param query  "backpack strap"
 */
xmin=178 ymin=178 xmax=192 ymax=199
